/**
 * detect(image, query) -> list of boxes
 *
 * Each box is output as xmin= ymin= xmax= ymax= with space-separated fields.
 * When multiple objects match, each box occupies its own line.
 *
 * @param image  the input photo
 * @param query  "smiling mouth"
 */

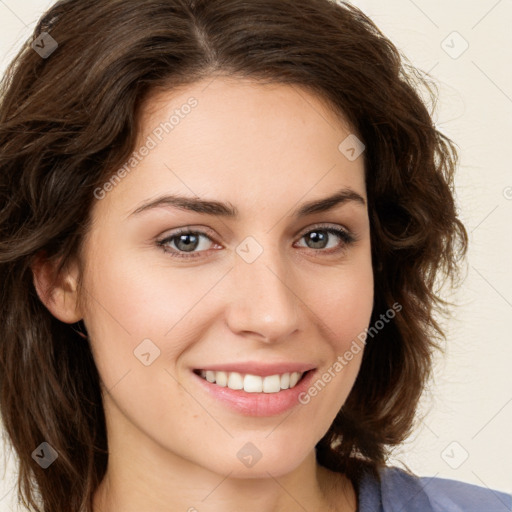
xmin=193 ymin=369 xmax=310 ymax=393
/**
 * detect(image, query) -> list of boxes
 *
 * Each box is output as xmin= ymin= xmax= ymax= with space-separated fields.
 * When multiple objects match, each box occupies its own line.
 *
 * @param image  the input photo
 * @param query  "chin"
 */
xmin=198 ymin=436 xmax=316 ymax=479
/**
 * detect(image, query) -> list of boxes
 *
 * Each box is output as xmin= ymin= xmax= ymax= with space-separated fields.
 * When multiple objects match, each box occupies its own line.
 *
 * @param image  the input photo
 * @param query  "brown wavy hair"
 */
xmin=0 ymin=0 xmax=468 ymax=510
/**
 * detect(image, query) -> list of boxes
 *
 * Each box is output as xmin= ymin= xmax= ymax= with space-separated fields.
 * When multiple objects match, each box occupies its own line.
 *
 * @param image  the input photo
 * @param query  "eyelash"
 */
xmin=156 ymin=224 xmax=357 ymax=260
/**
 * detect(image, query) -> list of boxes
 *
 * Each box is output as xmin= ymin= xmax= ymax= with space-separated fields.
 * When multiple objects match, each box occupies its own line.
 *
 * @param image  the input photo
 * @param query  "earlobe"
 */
xmin=31 ymin=253 xmax=83 ymax=324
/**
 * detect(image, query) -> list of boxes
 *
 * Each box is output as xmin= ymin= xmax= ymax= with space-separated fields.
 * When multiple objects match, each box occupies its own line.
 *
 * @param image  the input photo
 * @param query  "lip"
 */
xmin=193 ymin=361 xmax=316 ymax=377
xmin=191 ymin=366 xmax=318 ymax=417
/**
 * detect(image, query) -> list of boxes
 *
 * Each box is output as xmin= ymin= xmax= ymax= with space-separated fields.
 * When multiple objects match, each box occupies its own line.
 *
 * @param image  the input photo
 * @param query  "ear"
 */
xmin=31 ymin=252 xmax=83 ymax=324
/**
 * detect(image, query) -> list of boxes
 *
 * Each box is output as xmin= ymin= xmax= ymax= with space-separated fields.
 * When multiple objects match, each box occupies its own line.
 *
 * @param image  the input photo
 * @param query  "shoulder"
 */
xmin=358 ymin=465 xmax=512 ymax=512
xmin=416 ymin=472 xmax=512 ymax=512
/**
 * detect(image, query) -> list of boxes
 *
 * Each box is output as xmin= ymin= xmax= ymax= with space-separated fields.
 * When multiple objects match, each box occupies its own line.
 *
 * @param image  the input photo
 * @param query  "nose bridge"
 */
xmin=225 ymin=239 xmax=300 ymax=341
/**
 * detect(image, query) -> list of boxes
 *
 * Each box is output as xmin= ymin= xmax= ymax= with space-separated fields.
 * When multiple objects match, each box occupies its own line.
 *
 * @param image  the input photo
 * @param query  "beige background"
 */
xmin=1 ymin=0 xmax=511 ymax=509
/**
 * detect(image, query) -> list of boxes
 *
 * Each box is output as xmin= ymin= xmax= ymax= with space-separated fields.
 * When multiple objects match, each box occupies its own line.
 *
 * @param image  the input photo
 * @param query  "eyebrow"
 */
xmin=128 ymin=187 xmax=366 ymax=219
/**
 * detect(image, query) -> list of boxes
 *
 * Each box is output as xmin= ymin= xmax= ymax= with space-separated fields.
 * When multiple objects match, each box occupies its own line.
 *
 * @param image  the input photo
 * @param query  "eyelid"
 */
xmin=157 ymin=225 xmax=218 ymax=243
xmin=297 ymin=222 xmax=350 ymax=237
xmin=158 ymin=222 xmax=353 ymax=240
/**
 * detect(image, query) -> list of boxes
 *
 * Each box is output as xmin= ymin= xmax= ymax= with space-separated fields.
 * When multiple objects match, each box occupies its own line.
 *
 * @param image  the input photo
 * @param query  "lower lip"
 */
xmin=191 ymin=369 xmax=317 ymax=417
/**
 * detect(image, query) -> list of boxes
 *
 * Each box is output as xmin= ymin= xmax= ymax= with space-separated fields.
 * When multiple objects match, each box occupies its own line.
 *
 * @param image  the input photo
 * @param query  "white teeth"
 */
xmin=197 ymin=370 xmax=305 ymax=393
xmin=262 ymin=374 xmax=281 ymax=393
xmin=215 ymin=371 xmax=228 ymax=387
xmin=227 ymin=372 xmax=243 ymax=390
xmin=289 ymin=371 xmax=300 ymax=388
xmin=244 ymin=374 xmax=263 ymax=393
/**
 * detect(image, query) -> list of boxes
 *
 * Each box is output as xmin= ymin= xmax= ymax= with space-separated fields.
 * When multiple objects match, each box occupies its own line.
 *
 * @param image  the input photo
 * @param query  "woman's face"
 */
xmin=79 ymin=77 xmax=373 ymax=478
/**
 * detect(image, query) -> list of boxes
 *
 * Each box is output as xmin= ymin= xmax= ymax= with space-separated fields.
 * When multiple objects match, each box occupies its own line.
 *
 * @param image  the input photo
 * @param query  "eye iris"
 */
xmin=306 ymin=230 xmax=328 ymax=249
xmin=175 ymin=233 xmax=199 ymax=252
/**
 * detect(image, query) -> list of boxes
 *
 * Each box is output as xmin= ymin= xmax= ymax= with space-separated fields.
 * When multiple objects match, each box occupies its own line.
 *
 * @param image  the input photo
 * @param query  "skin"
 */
xmin=33 ymin=76 xmax=374 ymax=512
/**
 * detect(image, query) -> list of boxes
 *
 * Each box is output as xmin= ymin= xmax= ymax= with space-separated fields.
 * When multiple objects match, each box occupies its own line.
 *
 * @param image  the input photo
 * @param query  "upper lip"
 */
xmin=193 ymin=362 xmax=316 ymax=377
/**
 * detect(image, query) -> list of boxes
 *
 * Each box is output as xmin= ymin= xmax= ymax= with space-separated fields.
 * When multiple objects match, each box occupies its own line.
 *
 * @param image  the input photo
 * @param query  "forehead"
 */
xmin=94 ymin=77 xmax=367 ymax=221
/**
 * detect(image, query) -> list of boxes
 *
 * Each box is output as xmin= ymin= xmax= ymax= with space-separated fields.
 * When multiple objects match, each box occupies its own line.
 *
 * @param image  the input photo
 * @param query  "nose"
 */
xmin=224 ymin=245 xmax=301 ymax=343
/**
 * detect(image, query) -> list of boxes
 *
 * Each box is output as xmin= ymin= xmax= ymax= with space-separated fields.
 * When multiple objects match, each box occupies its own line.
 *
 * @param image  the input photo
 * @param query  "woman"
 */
xmin=0 ymin=0 xmax=509 ymax=511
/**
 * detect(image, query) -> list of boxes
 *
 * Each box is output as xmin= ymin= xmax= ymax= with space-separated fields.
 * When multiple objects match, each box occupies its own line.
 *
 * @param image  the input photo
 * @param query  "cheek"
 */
xmin=297 ymin=258 xmax=373 ymax=404
xmin=329 ymin=280 xmax=374 ymax=351
xmin=82 ymin=250 xmax=225 ymax=367
xmin=306 ymin=260 xmax=374 ymax=352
